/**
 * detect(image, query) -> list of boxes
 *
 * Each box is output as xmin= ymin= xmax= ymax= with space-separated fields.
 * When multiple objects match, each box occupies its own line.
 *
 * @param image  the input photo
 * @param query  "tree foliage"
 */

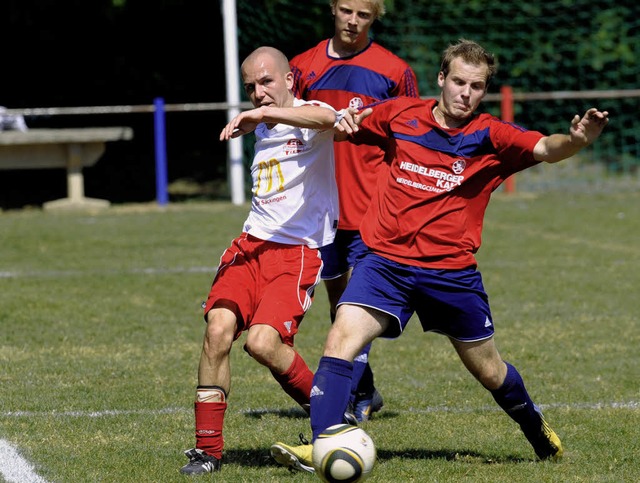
xmin=1 ymin=0 xmax=638 ymax=208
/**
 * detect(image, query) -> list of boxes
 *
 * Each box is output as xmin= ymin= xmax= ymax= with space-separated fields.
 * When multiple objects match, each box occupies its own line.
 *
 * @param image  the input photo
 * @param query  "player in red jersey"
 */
xmin=288 ymin=0 xmax=420 ymax=424
xmin=272 ymin=39 xmax=609 ymax=472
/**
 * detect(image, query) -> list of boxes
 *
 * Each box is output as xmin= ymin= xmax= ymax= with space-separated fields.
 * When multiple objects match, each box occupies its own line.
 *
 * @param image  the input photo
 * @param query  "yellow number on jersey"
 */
xmin=255 ymin=158 xmax=285 ymax=195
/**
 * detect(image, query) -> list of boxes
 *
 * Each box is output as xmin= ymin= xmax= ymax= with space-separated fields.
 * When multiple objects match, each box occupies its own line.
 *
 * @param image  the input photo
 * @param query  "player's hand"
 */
xmin=334 ymin=107 xmax=373 ymax=140
xmin=569 ymin=108 xmax=609 ymax=145
xmin=219 ymin=110 xmax=260 ymax=141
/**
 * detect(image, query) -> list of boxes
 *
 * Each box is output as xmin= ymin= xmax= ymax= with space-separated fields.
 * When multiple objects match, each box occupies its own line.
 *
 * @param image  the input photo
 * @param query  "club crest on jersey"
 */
xmin=349 ymin=97 xmax=364 ymax=110
xmin=283 ymin=139 xmax=305 ymax=156
xmin=452 ymin=159 xmax=466 ymax=174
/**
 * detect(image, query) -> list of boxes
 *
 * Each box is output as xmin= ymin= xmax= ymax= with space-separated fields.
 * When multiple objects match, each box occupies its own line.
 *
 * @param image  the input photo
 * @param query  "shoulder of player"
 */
xmin=471 ymin=113 xmax=542 ymax=142
xmin=296 ymin=98 xmax=333 ymax=108
xmin=290 ymin=39 xmax=328 ymax=64
xmin=367 ymin=96 xmax=429 ymax=117
xmin=482 ymin=112 xmax=529 ymax=131
xmin=368 ymin=41 xmax=412 ymax=65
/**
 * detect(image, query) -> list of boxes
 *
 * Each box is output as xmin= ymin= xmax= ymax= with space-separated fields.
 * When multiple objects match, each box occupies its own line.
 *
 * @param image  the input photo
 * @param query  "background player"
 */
xmin=288 ymin=0 xmax=420 ymax=422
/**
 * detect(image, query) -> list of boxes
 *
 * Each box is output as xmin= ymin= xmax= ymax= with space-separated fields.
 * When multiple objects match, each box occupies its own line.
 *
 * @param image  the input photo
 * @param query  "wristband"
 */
xmin=334 ymin=109 xmax=347 ymax=128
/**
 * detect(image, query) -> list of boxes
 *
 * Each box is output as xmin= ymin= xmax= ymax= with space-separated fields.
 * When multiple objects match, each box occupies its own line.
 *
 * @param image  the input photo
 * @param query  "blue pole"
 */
xmin=154 ymin=97 xmax=169 ymax=205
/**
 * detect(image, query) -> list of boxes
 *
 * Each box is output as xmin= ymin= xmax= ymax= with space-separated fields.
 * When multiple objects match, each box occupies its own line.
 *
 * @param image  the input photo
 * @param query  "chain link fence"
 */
xmin=238 ymin=0 xmax=640 ymax=192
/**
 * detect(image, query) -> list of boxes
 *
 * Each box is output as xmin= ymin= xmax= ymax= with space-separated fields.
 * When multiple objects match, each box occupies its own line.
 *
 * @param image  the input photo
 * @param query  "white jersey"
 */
xmin=242 ymin=98 xmax=339 ymax=248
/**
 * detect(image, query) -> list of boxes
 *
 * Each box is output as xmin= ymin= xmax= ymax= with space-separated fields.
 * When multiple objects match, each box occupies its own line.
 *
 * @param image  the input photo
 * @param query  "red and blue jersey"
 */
xmin=354 ymin=97 xmax=544 ymax=269
xmin=290 ymin=39 xmax=419 ymax=230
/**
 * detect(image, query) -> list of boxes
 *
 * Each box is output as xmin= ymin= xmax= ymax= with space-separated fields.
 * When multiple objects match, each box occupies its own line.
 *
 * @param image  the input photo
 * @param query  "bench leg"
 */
xmin=43 ymin=143 xmax=110 ymax=211
xmin=67 ymin=144 xmax=85 ymax=203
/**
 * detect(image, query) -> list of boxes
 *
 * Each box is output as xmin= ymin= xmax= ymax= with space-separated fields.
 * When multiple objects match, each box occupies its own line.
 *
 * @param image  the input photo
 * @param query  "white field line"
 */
xmin=0 ymin=440 xmax=48 ymax=483
xmin=0 ymin=266 xmax=216 ymax=279
xmin=1 ymin=400 xmax=638 ymax=420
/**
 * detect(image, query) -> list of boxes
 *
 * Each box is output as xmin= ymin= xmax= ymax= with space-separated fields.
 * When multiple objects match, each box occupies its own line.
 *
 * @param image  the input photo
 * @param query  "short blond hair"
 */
xmin=329 ymin=0 xmax=386 ymax=19
xmin=440 ymin=39 xmax=498 ymax=87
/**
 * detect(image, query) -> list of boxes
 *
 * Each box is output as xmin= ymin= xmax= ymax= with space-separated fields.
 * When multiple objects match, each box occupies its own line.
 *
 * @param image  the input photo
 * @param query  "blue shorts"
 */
xmin=319 ymin=230 xmax=370 ymax=280
xmin=338 ymin=252 xmax=494 ymax=342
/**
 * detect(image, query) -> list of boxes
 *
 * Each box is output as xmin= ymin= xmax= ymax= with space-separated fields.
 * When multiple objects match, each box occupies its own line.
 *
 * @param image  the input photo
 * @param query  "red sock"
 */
xmin=271 ymin=351 xmax=314 ymax=409
xmin=194 ymin=401 xmax=227 ymax=459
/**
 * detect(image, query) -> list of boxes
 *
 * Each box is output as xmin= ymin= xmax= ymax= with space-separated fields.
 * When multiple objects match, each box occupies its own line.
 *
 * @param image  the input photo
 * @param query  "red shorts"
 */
xmin=203 ymin=233 xmax=323 ymax=345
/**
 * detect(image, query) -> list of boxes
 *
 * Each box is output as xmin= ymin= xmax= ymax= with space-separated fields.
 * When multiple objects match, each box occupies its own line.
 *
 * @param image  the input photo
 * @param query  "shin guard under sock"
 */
xmin=490 ymin=362 xmax=542 ymax=430
xmin=270 ymin=351 xmax=314 ymax=409
xmin=310 ymin=356 xmax=353 ymax=441
xmin=351 ymin=343 xmax=374 ymax=402
xmin=194 ymin=399 xmax=227 ymax=459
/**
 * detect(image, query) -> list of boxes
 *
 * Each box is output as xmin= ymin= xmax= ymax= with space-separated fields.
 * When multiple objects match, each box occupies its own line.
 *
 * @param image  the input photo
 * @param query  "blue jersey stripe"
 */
xmin=395 ymin=127 xmax=496 ymax=158
xmin=308 ymin=65 xmax=397 ymax=99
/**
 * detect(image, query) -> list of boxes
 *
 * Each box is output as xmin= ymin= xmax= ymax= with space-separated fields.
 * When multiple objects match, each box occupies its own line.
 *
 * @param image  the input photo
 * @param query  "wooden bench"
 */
xmin=0 ymin=127 xmax=133 ymax=210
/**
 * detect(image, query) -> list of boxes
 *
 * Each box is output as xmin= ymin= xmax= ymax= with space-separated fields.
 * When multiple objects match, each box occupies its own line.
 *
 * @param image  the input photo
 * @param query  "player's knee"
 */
xmin=203 ymin=314 xmax=235 ymax=354
xmin=245 ymin=326 xmax=280 ymax=364
xmin=477 ymin=363 xmax=506 ymax=390
xmin=324 ymin=326 xmax=363 ymax=361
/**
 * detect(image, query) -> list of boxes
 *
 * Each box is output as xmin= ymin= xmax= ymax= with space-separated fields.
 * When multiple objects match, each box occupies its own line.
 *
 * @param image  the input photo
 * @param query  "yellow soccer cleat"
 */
xmin=270 ymin=433 xmax=315 ymax=473
xmin=523 ymin=412 xmax=563 ymax=461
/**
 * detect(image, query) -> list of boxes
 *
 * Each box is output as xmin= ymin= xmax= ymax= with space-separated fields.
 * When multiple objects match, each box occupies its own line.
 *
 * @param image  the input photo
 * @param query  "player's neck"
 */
xmin=433 ymin=105 xmax=465 ymax=129
xmin=329 ymin=37 xmax=368 ymax=58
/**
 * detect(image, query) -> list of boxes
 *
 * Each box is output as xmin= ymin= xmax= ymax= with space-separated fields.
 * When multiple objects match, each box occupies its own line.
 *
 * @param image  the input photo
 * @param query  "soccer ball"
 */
xmin=312 ymin=424 xmax=376 ymax=483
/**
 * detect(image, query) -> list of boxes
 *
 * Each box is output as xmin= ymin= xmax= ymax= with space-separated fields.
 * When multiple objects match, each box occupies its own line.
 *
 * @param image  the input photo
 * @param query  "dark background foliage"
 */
xmin=1 ymin=0 xmax=638 ymax=209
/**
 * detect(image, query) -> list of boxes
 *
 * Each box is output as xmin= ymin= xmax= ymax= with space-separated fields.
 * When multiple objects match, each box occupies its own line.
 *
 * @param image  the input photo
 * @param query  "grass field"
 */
xmin=1 ymin=191 xmax=639 ymax=483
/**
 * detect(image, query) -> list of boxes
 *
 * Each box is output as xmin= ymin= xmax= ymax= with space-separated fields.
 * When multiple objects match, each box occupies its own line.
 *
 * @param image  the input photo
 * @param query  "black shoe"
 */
xmin=179 ymin=448 xmax=222 ymax=474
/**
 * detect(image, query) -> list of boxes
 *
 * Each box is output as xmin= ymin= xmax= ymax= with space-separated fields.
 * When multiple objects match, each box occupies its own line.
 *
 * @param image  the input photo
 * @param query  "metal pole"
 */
xmin=500 ymin=85 xmax=516 ymax=194
xmin=222 ymin=0 xmax=245 ymax=205
xmin=154 ymin=97 xmax=169 ymax=205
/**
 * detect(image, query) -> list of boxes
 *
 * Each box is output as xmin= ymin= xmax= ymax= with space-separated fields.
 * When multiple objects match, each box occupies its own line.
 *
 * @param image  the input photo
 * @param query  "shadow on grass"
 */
xmin=242 ymin=407 xmax=308 ymax=419
xmin=218 ymin=446 xmax=531 ymax=470
xmin=233 ymin=408 xmax=531 ymax=469
xmin=242 ymin=407 xmax=401 ymax=421
xmin=376 ymin=447 xmax=531 ymax=464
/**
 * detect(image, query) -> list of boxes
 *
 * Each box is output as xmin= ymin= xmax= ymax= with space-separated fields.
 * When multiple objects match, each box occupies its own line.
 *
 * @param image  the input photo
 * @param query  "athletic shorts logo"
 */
xmin=284 ymin=320 xmax=293 ymax=333
xmin=354 ymin=353 xmax=368 ymax=363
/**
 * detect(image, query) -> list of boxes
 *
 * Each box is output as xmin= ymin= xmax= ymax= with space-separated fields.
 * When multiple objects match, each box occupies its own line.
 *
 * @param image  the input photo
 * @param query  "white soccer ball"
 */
xmin=312 ymin=424 xmax=376 ymax=483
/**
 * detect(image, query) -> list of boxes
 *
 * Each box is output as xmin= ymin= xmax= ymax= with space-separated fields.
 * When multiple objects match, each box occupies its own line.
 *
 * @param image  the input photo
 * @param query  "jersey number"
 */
xmin=254 ymin=158 xmax=285 ymax=195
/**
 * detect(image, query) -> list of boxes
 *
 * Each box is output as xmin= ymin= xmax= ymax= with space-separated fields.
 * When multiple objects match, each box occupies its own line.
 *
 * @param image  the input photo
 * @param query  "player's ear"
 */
xmin=285 ymin=71 xmax=294 ymax=91
xmin=437 ymin=71 xmax=445 ymax=88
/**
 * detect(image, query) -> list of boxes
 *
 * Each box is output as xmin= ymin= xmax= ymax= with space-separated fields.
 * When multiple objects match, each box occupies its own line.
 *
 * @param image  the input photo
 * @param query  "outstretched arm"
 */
xmin=334 ymin=107 xmax=373 ymax=142
xmin=533 ymin=108 xmax=609 ymax=163
xmin=219 ymin=105 xmax=338 ymax=141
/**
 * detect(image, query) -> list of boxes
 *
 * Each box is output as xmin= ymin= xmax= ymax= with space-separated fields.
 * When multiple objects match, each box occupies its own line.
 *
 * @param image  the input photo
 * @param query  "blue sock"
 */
xmin=310 ymin=356 xmax=353 ymax=441
xmin=490 ymin=362 xmax=542 ymax=429
xmin=350 ymin=343 xmax=373 ymax=403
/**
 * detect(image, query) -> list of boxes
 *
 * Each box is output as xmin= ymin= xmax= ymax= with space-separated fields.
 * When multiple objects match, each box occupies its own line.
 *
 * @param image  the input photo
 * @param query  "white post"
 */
xmin=222 ymin=0 xmax=245 ymax=205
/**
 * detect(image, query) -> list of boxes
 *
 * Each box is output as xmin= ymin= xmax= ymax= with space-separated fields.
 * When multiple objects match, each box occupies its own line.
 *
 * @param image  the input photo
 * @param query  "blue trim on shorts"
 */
xmin=338 ymin=252 xmax=495 ymax=341
xmin=319 ymin=230 xmax=370 ymax=279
